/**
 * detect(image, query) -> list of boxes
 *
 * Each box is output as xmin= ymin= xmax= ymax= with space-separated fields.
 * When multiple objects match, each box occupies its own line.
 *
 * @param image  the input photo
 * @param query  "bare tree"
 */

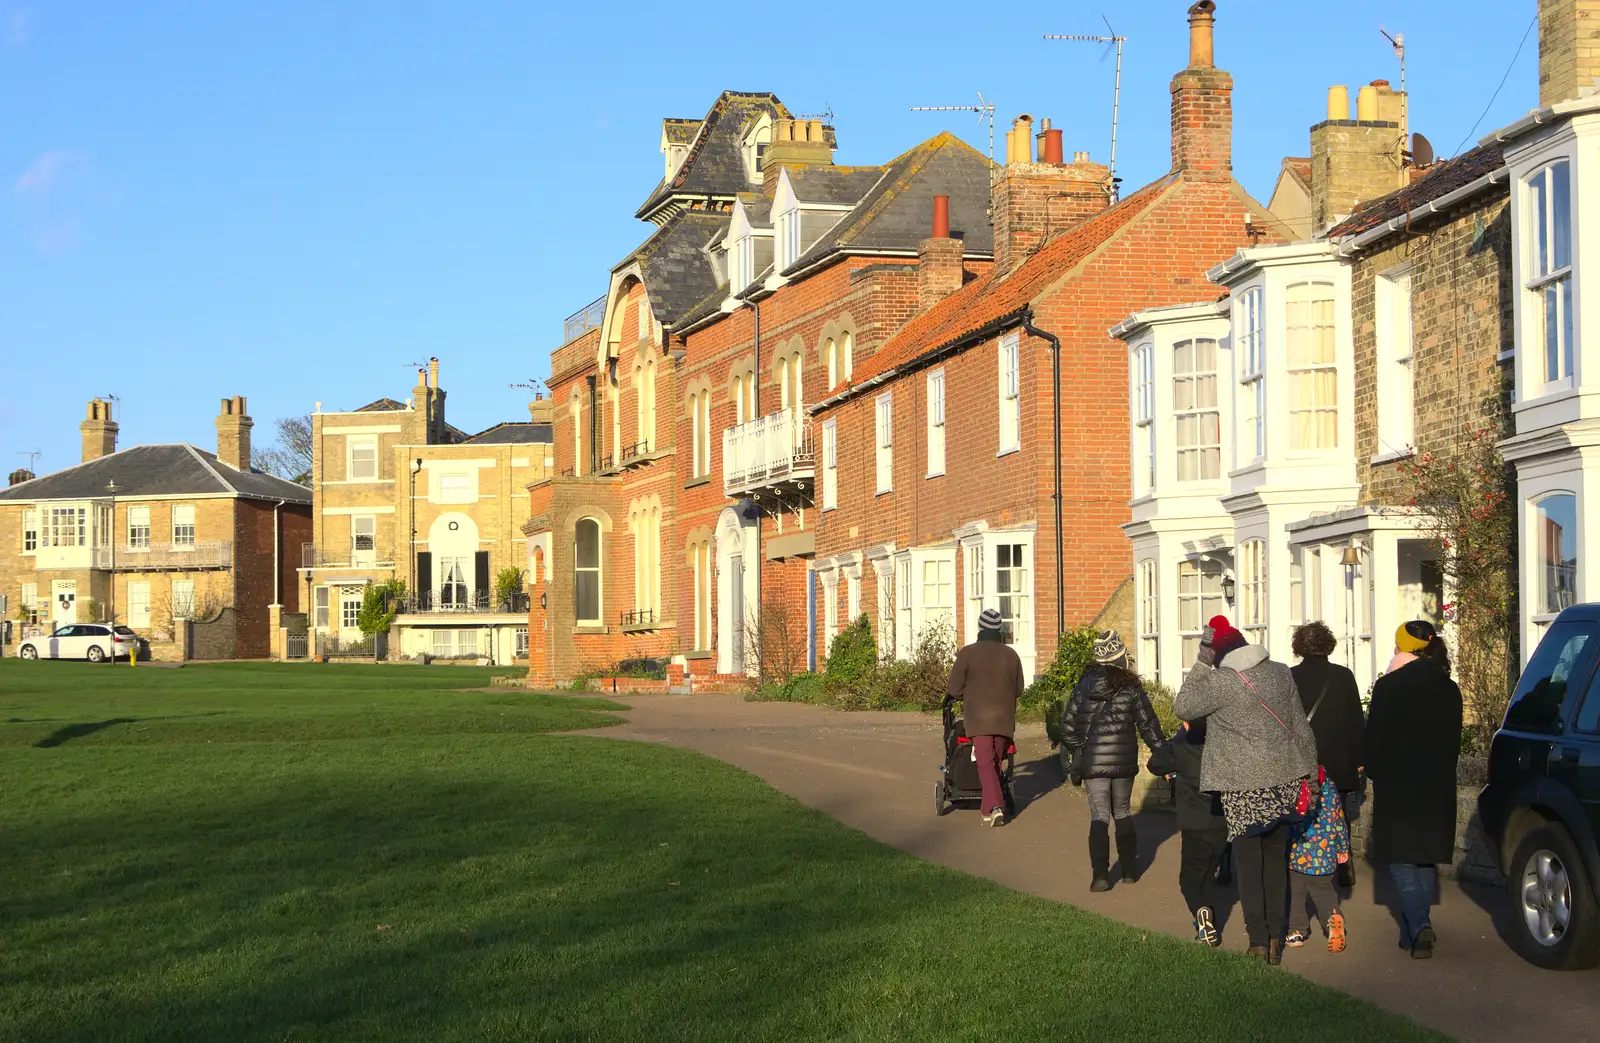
xmin=252 ymin=414 xmax=314 ymax=483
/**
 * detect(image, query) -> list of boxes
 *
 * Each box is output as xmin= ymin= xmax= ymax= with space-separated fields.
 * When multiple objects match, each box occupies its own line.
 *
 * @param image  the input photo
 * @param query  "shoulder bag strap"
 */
xmin=1232 ymin=668 xmax=1291 ymax=735
xmin=1306 ymin=680 xmax=1331 ymax=723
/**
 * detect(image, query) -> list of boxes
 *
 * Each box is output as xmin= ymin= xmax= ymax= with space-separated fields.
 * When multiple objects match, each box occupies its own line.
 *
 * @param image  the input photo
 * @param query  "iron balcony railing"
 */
xmin=723 ymin=406 xmax=816 ymax=497
xmin=301 ymin=543 xmax=396 ymax=569
xmin=620 ymin=608 xmax=658 ymax=628
xmin=96 ymin=541 xmax=233 ymax=570
xmin=563 ymin=295 xmax=607 ymax=343
xmin=396 ymin=591 xmax=531 ymax=615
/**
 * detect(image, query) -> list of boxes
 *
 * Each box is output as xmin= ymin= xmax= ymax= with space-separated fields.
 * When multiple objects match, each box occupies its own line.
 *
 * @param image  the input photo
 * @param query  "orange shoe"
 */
xmin=1327 ymin=911 xmax=1347 ymax=954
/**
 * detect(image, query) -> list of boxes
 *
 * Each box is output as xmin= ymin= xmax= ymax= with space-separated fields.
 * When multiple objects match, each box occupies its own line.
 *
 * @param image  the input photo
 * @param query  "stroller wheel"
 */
xmin=934 ymin=779 xmax=950 ymax=817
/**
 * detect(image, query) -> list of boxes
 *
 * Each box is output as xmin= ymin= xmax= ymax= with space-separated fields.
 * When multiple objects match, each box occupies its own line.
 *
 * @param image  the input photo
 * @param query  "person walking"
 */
xmin=1148 ymin=718 xmax=1227 ymax=946
xmin=1289 ymin=621 xmax=1366 ymax=886
xmin=946 ymin=607 xmax=1025 ymax=827
xmin=1174 ymin=616 xmax=1318 ymax=965
xmin=1366 ymin=620 xmax=1462 ymax=959
xmin=1287 ymin=766 xmax=1350 ymax=953
xmin=1060 ymin=630 xmax=1165 ymax=891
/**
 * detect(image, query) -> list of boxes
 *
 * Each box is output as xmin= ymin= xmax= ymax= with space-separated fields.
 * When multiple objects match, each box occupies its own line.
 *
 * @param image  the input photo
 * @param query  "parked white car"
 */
xmin=19 ymin=624 xmax=140 ymax=662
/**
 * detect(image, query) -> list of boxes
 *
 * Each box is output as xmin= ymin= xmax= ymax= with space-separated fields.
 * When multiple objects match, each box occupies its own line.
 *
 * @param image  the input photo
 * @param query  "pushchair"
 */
xmin=934 ymin=696 xmax=1017 ymax=817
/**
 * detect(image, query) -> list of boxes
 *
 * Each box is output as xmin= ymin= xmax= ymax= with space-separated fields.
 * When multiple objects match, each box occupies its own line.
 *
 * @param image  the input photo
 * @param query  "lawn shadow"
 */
xmin=1009 ymin=751 xmax=1066 ymax=820
xmin=33 ymin=718 xmax=138 ymax=748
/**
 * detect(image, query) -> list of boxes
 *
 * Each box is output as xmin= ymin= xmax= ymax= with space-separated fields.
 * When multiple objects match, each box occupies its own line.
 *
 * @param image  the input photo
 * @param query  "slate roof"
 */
xmin=842 ymin=173 xmax=1179 ymax=389
xmin=663 ymin=118 xmax=700 ymax=145
xmin=635 ymin=91 xmax=794 ymax=220
xmin=355 ymin=397 xmax=407 ymax=412
xmin=784 ymin=132 xmax=995 ymax=275
xmin=0 ymin=444 xmax=312 ymax=503
xmin=613 ymin=210 xmax=730 ymax=327
xmin=1326 ymin=142 xmax=1506 ymax=240
xmin=737 ymin=193 xmax=773 ymax=228
xmin=460 ymin=422 xmax=554 ymax=445
xmin=786 ymin=165 xmax=885 ymax=206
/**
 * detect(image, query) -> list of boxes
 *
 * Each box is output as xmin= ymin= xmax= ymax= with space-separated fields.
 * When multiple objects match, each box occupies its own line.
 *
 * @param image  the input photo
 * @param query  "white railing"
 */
xmin=723 ymin=406 xmax=816 ymax=496
xmin=96 ymin=541 xmax=233 ymax=570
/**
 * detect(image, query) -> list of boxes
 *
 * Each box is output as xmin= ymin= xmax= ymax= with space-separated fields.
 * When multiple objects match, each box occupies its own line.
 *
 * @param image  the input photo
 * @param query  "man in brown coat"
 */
xmin=947 ymin=607 xmax=1025 ymax=826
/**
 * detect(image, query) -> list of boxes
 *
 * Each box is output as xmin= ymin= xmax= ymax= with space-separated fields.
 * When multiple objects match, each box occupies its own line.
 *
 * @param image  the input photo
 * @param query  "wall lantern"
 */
xmin=539 ymin=592 xmax=547 ymax=610
xmin=1221 ymin=573 xmax=1236 ymax=603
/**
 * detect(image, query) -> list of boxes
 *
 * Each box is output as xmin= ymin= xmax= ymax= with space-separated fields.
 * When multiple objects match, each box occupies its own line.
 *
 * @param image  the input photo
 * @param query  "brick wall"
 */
xmin=1539 ymin=0 xmax=1600 ymax=107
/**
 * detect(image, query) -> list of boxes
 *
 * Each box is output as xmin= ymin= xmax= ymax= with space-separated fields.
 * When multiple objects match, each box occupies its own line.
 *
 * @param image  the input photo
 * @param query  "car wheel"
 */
xmin=1509 ymin=821 xmax=1600 ymax=970
xmin=19 ymin=644 xmax=38 ymax=660
xmin=86 ymin=645 xmax=106 ymax=663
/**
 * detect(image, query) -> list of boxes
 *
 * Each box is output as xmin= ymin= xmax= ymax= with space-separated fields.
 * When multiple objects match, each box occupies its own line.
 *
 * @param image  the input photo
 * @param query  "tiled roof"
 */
xmin=355 ymin=397 xmax=407 ymax=412
xmin=0 ymin=444 xmax=312 ymax=502
xmin=844 ymin=173 xmax=1178 ymax=388
xmin=786 ymin=165 xmax=884 ymax=206
xmin=635 ymin=91 xmax=793 ymax=220
xmin=1326 ymin=142 xmax=1506 ymax=240
xmin=460 ymin=422 xmax=553 ymax=445
xmin=738 ymin=193 xmax=773 ymax=228
xmin=614 ymin=210 xmax=730 ymax=327
xmin=1285 ymin=157 xmax=1311 ymax=190
xmin=786 ymin=132 xmax=994 ymax=274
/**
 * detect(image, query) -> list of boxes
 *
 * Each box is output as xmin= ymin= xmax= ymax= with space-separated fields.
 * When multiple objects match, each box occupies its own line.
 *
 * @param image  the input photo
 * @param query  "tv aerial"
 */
xmin=910 ymin=91 xmax=997 ymax=160
xmin=1044 ymin=16 xmax=1127 ymax=199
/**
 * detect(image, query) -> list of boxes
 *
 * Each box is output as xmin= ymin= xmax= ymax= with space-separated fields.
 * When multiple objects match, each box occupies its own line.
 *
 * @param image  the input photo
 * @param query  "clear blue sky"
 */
xmin=2 ymin=0 xmax=1541 ymax=473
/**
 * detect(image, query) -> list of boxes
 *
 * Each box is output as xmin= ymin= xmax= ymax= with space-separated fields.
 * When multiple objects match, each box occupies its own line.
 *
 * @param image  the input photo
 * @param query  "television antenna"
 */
xmin=1381 ymin=26 xmax=1410 ymax=169
xmin=910 ymin=91 xmax=996 ymax=160
xmin=100 ymin=393 xmax=121 ymax=420
xmin=18 ymin=449 xmax=41 ymax=471
xmin=1044 ymin=16 xmax=1127 ymax=199
xmin=791 ymin=105 xmax=836 ymax=124
xmin=509 ymin=379 xmax=547 ymax=397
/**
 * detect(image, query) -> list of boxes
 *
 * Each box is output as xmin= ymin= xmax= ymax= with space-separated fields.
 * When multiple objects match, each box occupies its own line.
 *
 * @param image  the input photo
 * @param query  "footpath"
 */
xmin=588 ymin=691 xmax=1592 ymax=1043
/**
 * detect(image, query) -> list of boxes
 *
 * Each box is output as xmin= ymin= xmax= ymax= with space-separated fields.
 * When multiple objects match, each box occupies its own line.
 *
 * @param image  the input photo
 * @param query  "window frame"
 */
xmin=1131 ymin=343 xmax=1155 ymax=496
xmin=171 ymin=579 xmax=196 ymax=622
xmin=351 ymin=515 xmax=377 ymax=557
xmin=1239 ymin=539 xmax=1267 ymax=647
xmin=1532 ymin=491 xmax=1580 ymax=624
xmin=875 ymin=393 xmax=893 ymax=494
xmin=1173 ymin=337 xmax=1221 ymax=482
xmin=171 ymin=504 xmax=196 ymax=548
xmin=1137 ymin=559 xmax=1159 ymax=681
xmin=347 ymin=436 xmax=379 ymax=481
xmin=127 ymin=506 xmax=151 ymax=550
xmin=926 ymin=369 xmax=946 ymax=477
xmin=1285 ymin=280 xmax=1339 ymax=452
xmin=1177 ymin=558 xmax=1226 ymax=676
xmin=998 ymin=331 xmax=1021 ymax=455
xmin=821 ymin=419 xmax=838 ymax=510
xmin=1236 ymin=287 xmax=1266 ymax=464
xmin=574 ymin=517 xmax=603 ymax=626
xmin=1526 ymin=160 xmax=1576 ymax=391
xmin=21 ymin=508 xmax=38 ymax=552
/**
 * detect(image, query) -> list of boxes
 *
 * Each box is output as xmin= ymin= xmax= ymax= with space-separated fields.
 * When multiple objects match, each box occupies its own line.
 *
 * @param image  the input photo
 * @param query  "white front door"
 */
xmin=51 ymin=580 xmax=77 ymax=626
xmin=338 ymin=585 xmax=365 ymax=639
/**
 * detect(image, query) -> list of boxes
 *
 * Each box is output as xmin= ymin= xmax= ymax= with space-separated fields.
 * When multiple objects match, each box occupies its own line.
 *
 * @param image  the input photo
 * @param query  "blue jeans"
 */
xmin=1387 ymin=863 xmax=1437 ymax=946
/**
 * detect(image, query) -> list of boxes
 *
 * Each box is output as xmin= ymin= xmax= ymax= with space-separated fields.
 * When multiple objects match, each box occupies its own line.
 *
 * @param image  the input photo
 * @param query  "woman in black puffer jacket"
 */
xmin=1060 ymin=630 xmax=1166 ymax=892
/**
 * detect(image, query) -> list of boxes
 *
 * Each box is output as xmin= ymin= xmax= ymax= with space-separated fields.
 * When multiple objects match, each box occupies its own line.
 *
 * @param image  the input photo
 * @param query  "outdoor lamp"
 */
xmin=1221 ymin=573 xmax=1236 ymax=603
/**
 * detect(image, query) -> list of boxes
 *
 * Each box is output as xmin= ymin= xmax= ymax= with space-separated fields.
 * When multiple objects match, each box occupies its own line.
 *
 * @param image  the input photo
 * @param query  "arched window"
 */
xmin=1536 ymin=493 xmax=1579 ymax=616
xmin=642 ymin=357 xmax=656 ymax=450
xmin=692 ymin=539 xmax=713 ymax=650
xmin=781 ymin=352 xmax=802 ymax=413
xmin=733 ymin=373 xmax=748 ymax=425
xmin=840 ymin=331 xmax=853 ymax=383
xmin=575 ymin=518 xmax=602 ymax=625
xmin=825 ymin=338 xmax=838 ymax=389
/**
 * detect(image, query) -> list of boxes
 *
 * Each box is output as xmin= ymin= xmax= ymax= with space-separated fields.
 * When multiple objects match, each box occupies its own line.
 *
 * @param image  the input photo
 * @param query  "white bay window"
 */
xmin=1527 ymin=161 xmax=1574 ymax=388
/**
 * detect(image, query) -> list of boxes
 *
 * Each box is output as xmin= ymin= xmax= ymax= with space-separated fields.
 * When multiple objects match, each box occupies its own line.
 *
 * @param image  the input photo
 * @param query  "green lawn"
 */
xmin=0 ymin=661 xmax=1448 ymax=1042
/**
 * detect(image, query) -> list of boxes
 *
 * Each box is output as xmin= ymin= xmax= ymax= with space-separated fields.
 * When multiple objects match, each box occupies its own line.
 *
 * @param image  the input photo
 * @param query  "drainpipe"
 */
xmin=737 ymin=297 xmax=763 ymax=669
xmin=586 ymin=374 xmax=598 ymax=474
xmin=1021 ymin=310 xmax=1065 ymax=636
xmin=272 ymin=498 xmax=286 ymax=606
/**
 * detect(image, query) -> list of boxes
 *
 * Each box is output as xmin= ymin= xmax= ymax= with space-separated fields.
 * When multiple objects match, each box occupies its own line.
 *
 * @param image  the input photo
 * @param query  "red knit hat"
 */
xmin=1208 ymin=615 xmax=1247 ymax=659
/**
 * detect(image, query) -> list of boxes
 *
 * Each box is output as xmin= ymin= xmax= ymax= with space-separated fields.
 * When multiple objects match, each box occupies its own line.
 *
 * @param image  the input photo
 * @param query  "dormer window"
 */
xmin=664 ymin=144 xmax=688 ymax=180
xmin=1527 ymin=160 xmax=1574 ymax=388
xmin=741 ymin=116 xmax=773 ymax=183
xmin=729 ymin=236 xmax=754 ymax=292
xmin=775 ymin=205 xmax=801 ymax=272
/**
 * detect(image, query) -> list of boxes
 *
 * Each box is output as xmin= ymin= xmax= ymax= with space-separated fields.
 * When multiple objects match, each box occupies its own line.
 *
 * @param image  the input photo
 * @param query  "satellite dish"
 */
xmin=1412 ymin=132 xmax=1435 ymax=168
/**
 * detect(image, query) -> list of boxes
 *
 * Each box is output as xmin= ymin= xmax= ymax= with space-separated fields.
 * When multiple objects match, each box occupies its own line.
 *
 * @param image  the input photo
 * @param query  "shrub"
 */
xmin=1145 ymin=679 xmax=1180 ymax=736
xmin=822 ymin=615 xmax=876 ymax=697
xmin=748 ymin=671 xmax=828 ymax=704
xmin=493 ymin=566 xmax=525 ymax=608
xmin=1020 ymin=625 xmax=1098 ymax=716
xmin=357 ymin=579 xmax=406 ymax=635
xmin=899 ymin=622 xmax=959 ymax=712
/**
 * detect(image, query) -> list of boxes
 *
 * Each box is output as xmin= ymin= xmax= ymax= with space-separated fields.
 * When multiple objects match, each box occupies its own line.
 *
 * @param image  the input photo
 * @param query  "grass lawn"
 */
xmin=0 ymin=661 xmax=1448 ymax=1042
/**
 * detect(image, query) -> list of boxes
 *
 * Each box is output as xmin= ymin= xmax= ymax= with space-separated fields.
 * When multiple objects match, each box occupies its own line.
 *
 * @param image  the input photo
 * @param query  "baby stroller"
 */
xmin=934 ymin=696 xmax=1017 ymax=817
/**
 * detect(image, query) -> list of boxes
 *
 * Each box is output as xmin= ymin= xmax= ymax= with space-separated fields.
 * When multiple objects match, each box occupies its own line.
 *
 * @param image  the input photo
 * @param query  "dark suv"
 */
xmin=1479 ymin=604 xmax=1600 ymax=970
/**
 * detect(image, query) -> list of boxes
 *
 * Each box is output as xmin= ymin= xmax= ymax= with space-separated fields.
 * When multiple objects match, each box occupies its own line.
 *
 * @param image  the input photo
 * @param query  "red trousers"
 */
xmin=973 ymin=735 xmax=1008 ymax=814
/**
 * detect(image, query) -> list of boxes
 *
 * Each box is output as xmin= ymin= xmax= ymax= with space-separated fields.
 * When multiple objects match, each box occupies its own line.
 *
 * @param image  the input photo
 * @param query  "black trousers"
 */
xmin=1179 ymin=827 xmax=1228 ymax=916
xmin=1234 ymin=824 xmax=1290 ymax=947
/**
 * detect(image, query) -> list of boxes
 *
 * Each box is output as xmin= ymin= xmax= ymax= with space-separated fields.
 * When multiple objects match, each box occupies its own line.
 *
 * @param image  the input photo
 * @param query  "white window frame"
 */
xmin=351 ymin=515 xmax=376 ymax=562
xmin=44 ymin=506 xmax=86 ymax=548
xmin=574 ymin=517 xmax=603 ymax=626
xmin=1178 ymin=558 xmax=1226 ymax=676
xmin=21 ymin=582 xmax=38 ymax=624
xmin=846 ymin=568 xmax=861 ymax=623
xmin=1285 ymin=280 xmax=1339 ymax=452
xmin=962 ymin=540 xmax=985 ymax=645
xmin=171 ymin=505 xmax=196 ymax=548
xmin=1288 ymin=550 xmax=1304 ymax=627
xmin=21 ymin=508 xmax=38 ymax=553
xmin=993 ymin=541 xmax=1029 ymax=643
xmin=1132 ymin=343 xmax=1155 ymax=496
xmin=313 ymin=585 xmax=330 ymax=629
xmin=1173 ymin=338 xmax=1221 ymax=482
xmin=926 ymin=369 xmax=946 ymax=477
xmin=1236 ymin=287 xmax=1266 ymax=464
xmin=1375 ymin=265 xmax=1415 ymax=458
xmin=348 ymin=436 xmax=378 ymax=481
xmin=776 ymin=205 xmax=801 ymax=271
xmin=821 ymin=573 xmax=839 ymax=655
xmin=436 ymin=472 xmax=474 ymax=505
xmin=920 ymin=552 xmax=955 ymax=640
xmin=1532 ymin=491 xmax=1580 ymax=622
xmin=171 ymin=579 xmax=196 ymax=622
xmin=998 ymin=331 xmax=1021 ymax=455
xmin=821 ymin=419 xmax=838 ymax=510
xmin=1137 ymin=559 xmax=1158 ymax=681
xmin=1239 ymin=540 xmax=1267 ymax=647
xmin=127 ymin=506 xmax=151 ymax=550
xmin=1526 ymin=160 xmax=1576 ymax=391
xmin=895 ymin=555 xmax=914 ymax=660
xmin=875 ymin=393 xmax=893 ymax=494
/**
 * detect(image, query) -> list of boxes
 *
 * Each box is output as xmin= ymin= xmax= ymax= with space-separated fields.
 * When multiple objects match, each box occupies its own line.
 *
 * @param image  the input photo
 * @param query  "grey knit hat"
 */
xmin=1092 ymin=629 xmax=1128 ymax=665
xmin=978 ymin=608 xmax=1004 ymax=632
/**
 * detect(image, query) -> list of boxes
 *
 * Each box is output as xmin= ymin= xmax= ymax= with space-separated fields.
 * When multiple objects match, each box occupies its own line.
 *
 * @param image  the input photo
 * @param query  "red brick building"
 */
xmin=810 ymin=0 xmax=1290 ymax=679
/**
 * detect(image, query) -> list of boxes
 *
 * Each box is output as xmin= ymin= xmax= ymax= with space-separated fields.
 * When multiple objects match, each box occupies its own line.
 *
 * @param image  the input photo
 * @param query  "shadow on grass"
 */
xmin=0 ymin=735 xmax=1449 ymax=1043
xmin=33 ymin=718 xmax=138 ymax=748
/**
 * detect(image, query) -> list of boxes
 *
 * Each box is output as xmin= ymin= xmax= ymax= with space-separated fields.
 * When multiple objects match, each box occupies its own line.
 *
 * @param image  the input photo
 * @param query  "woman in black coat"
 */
xmin=1365 ymin=620 xmax=1463 ymax=959
xmin=1290 ymin=622 xmax=1366 ymax=883
xmin=1059 ymin=630 xmax=1165 ymax=892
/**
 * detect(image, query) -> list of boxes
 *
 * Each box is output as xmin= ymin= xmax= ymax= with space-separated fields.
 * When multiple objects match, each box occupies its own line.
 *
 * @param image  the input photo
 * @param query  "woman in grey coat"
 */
xmin=1174 ymin=616 xmax=1318 ymax=965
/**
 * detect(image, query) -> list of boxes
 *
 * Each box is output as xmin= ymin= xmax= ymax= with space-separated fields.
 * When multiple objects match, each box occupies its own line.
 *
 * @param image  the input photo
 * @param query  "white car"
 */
xmin=19 ymin=624 xmax=140 ymax=662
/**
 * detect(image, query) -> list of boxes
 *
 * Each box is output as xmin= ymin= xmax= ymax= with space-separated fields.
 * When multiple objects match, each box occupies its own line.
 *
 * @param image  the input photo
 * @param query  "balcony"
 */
xmin=563 ymin=295 xmax=607 ymax=343
xmin=96 ymin=541 xmax=233 ymax=571
xmin=722 ymin=406 xmax=815 ymax=509
xmin=396 ymin=591 xmax=531 ymax=615
xmin=301 ymin=543 xmax=397 ymax=570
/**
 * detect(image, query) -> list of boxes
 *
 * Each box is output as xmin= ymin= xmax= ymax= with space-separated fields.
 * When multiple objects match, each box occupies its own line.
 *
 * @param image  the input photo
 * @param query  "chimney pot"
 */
xmin=1187 ymin=0 xmax=1216 ymax=69
xmin=215 ymin=393 xmax=253 ymax=470
xmin=1370 ymin=79 xmax=1390 ymax=88
xmin=428 ymin=357 xmax=440 ymax=389
xmin=1042 ymin=129 xmax=1065 ymax=165
xmin=932 ymin=195 xmax=950 ymax=239
xmin=1327 ymin=85 xmax=1350 ymax=121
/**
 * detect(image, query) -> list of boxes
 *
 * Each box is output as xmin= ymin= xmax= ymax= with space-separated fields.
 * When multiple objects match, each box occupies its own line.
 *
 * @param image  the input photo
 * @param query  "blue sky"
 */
xmin=2 ymin=0 xmax=1542 ymax=473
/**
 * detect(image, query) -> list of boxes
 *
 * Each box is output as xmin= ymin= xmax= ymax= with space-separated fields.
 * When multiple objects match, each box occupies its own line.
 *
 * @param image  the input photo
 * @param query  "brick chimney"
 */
xmin=990 ymin=117 xmax=1112 ymax=273
xmin=762 ymin=118 xmax=834 ymax=195
xmin=408 ymin=357 xmax=449 ymax=444
xmin=80 ymin=398 xmax=118 ymax=462
xmin=8 ymin=468 xmax=34 ymax=487
xmin=918 ymin=196 xmax=964 ymax=310
xmin=1540 ymin=0 xmax=1600 ymax=106
xmin=1309 ymin=80 xmax=1406 ymax=234
xmin=215 ymin=395 xmax=253 ymax=470
xmin=1170 ymin=1 xmax=1234 ymax=182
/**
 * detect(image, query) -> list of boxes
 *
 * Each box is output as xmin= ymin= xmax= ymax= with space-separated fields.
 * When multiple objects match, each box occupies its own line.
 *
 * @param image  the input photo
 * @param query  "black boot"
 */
xmin=1115 ymin=819 xmax=1141 ymax=884
xmin=1088 ymin=821 xmax=1112 ymax=892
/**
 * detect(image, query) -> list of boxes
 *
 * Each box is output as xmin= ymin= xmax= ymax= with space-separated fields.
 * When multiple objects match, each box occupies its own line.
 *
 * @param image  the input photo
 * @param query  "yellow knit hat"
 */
xmin=1395 ymin=621 xmax=1433 ymax=654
